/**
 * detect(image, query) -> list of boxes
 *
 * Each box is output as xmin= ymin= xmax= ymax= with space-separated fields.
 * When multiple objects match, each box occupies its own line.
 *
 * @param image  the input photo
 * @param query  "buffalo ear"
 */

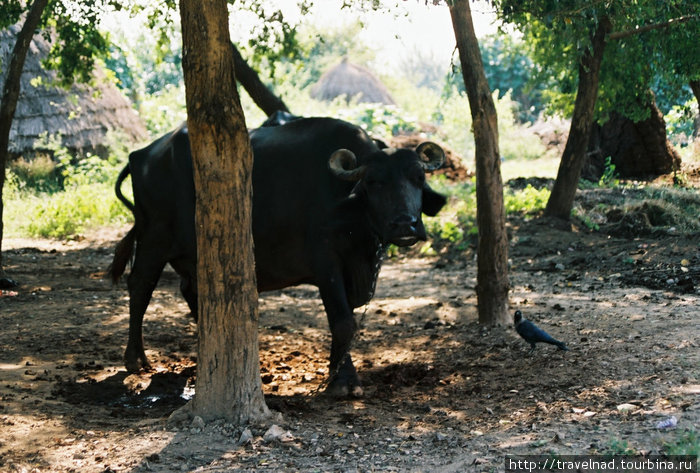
xmin=422 ymin=183 xmax=446 ymax=216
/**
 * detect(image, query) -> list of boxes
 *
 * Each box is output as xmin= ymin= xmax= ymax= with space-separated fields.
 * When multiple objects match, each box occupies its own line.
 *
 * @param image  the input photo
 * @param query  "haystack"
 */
xmin=0 ymin=25 xmax=146 ymax=157
xmin=311 ymin=57 xmax=395 ymax=105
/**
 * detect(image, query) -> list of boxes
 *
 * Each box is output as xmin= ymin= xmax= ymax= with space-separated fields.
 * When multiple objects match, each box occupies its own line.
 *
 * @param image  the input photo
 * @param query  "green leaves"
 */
xmin=493 ymin=0 xmax=700 ymax=121
xmin=0 ymin=0 xmax=25 ymax=29
xmin=0 ymin=0 xmax=113 ymax=88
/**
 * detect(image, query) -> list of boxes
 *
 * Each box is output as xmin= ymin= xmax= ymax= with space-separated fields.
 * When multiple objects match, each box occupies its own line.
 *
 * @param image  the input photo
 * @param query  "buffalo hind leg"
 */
xmin=319 ymin=277 xmax=363 ymax=398
xmin=179 ymin=276 xmax=198 ymax=321
xmin=124 ymin=255 xmax=166 ymax=372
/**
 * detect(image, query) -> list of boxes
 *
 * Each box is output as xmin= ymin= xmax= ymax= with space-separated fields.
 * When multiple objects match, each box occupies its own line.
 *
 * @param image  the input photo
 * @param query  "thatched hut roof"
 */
xmin=0 ymin=25 xmax=146 ymax=157
xmin=310 ymin=57 xmax=396 ymax=105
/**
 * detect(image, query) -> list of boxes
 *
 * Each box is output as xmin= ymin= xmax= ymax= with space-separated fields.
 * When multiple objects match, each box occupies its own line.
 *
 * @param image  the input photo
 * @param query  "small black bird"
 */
xmin=514 ymin=310 xmax=568 ymax=353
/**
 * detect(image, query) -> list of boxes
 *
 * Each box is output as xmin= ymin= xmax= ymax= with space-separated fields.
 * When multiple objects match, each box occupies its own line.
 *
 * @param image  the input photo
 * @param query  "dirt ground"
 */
xmin=1 ymin=185 xmax=698 ymax=473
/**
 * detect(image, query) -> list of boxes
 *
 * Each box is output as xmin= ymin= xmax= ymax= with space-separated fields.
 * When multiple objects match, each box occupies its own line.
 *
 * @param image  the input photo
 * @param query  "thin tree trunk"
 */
xmin=231 ymin=43 xmax=290 ymax=116
xmin=0 ymin=0 xmax=48 ymax=288
xmin=545 ymin=16 xmax=612 ymax=220
xmin=448 ymin=0 xmax=510 ymax=326
xmin=178 ymin=0 xmax=269 ymax=423
xmin=690 ymin=80 xmax=700 ymax=106
xmin=690 ymin=80 xmax=700 ymax=137
xmin=585 ymin=95 xmax=681 ymax=179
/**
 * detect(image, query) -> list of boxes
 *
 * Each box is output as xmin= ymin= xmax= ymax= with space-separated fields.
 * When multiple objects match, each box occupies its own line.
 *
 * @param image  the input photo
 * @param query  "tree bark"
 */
xmin=448 ymin=0 xmax=510 ymax=326
xmin=584 ymin=96 xmax=681 ymax=180
xmin=690 ymin=80 xmax=700 ymax=107
xmin=690 ymin=80 xmax=700 ymax=137
xmin=231 ymin=43 xmax=290 ymax=116
xmin=0 ymin=0 xmax=48 ymax=288
xmin=179 ymin=0 xmax=269 ymax=423
xmin=545 ymin=16 xmax=612 ymax=220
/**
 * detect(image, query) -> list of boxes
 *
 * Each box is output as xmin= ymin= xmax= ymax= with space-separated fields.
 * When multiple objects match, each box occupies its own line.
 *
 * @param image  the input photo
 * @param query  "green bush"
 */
xmin=497 ymin=92 xmax=549 ymax=162
xmin=137 ymin=83 xmax=187 ymax=136
xmin=423 ymin=178 xmax=476 ymax=250
xmin=665 ymin=99 xmax=697 ymax=141
xmin=422 ymin=178 xmax=552 ymax=252
xmin=598 ymin=156 xmax=619 ymax=188
xmin=433 ymin=88 xmax=548 ymax=164
xmin=505 ymin=184 xmax=550 ymax=214
xmin=335 ymin=102 xmax=417 ymax=138
xmin=3 ymin=133 xmax=133 ymax=240
xmin=7 ymin=155 xmax=62 ymax=193
xmin=18 ymin=183 xmax=131 ymax=239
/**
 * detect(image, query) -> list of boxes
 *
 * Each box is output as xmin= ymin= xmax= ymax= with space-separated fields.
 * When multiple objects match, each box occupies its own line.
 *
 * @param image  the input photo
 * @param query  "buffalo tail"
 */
xmin=115 ymin=165 xmax=135 ymax=212
xmin=107 ymin=227 xmax=136 ymax=283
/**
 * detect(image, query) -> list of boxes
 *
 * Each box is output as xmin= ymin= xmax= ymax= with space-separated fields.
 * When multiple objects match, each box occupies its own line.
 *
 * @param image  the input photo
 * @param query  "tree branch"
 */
xmin=230 ymin=43 xmax=290 ymax=116
xmin=608 ymin=15 xmax=699 ymax=41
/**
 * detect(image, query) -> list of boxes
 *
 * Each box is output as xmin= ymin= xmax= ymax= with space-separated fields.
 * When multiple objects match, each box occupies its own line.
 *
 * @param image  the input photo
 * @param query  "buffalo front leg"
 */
xmin=319 ymin=276 xmax=363 ymax=398
xmin=124 ymin=254 xmax=165 ymax=372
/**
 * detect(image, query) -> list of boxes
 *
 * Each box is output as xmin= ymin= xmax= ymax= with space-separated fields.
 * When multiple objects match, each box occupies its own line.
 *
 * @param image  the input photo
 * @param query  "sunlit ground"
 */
xmin=502 ymin=154 xmax=560 ymax=181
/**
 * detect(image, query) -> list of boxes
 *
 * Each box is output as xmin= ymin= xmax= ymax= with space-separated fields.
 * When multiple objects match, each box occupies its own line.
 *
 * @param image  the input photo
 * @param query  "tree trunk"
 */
xmin=690 ymin=79 xmax=700 ymax=137
xmin=231 ymin=43 xmax=290 ymax=116
xmin=584 ymin=96 xmax=681 ymax=180
xmin=545 ymin=16 xmax=612 ymax=220
xmin=179 ymin=0 xmax=269 ymax=423
xmin=448 ymin=0 xmax=510 ymax=326
xmin=0 ymin=0 xmax=48 ymax=288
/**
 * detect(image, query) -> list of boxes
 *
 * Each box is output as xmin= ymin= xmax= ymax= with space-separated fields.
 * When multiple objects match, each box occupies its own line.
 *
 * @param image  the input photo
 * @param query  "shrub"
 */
xmin=7 ymin=155 xmax=62 ymax=193
xmin=505 ymin=185 xmax=550 ymax=214
xmin=3 ymin=133 xmax=133 ymax=239
xmin=137 ymin=83 xmax=187 ymax=136
xmin=18 ymin=183 xmax=132 ymax=239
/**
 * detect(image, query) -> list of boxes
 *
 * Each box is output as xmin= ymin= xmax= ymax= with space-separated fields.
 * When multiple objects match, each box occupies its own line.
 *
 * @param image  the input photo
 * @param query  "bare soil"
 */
xmin=1 ymin=186 xmax=698 ymax=473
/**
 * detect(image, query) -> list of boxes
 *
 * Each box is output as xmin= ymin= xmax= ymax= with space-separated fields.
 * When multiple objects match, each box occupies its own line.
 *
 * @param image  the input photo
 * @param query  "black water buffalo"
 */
xmin=109 ymin=117 xmax=446 ymax=397
xmin=258 ymin=110 xmax=301 ymax=127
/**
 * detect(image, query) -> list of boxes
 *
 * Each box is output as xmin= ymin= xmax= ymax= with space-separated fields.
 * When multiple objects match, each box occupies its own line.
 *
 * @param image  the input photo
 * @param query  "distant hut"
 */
xmin=0 ymin=25 xmax=146 ymax=158
xmin=311 ymin=57 xmax=396 ymax=105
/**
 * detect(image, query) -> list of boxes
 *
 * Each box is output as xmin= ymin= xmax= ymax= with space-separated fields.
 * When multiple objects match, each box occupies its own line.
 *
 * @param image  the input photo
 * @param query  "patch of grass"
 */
xmin=5 ymin=181 xmax=132 ymax=239
xmin=7 ymin=155 xmax=62 ymax=193
xmin=4 ymin=133 xmax=133 ymax=240
xmin=571 ymin=180 xmax=700 ymax=236
xmin=423 ymin=178 xmax=551 ymax=252
xmin=604 ymin=437 xmax=639 ymax=456
xmin=663 ymin=429 xmax=699 ymax=457
xmin=501 ymin=155 xmax=560 ymax=182
xmin=571 ymin=207 xmax=601 ymax=231
xmin=639 ymin=187 xmax=700 ymax=234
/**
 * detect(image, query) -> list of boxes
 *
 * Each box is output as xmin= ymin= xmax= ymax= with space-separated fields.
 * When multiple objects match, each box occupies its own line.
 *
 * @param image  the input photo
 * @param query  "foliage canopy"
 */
xmin=0 ymin=0 xmax=116 ymax=86
xmin=493 ymin=0 xmax=700 ymax=122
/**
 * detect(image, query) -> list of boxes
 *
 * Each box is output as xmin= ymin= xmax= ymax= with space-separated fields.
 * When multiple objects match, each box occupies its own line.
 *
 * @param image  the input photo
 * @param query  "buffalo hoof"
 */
xmin=124 ymin=352 xmax=152 ymax=373
xmin=325 ymin=377 xmax=364 ymax=398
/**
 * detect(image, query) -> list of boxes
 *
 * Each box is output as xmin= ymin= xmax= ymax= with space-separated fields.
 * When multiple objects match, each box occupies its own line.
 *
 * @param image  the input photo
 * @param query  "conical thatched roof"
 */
xmin=0 ymin=25 xmax=146 ymax=157
xmin=311 ymin=57 xmax=395 ymax=105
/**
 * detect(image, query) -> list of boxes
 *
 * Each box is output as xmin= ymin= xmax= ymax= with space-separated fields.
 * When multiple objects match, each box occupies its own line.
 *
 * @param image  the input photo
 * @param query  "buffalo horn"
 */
xmin=329 ymin=149 xmax=367 ymax=181
xmin=415 ymin=142 xmax=445 ymax=171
